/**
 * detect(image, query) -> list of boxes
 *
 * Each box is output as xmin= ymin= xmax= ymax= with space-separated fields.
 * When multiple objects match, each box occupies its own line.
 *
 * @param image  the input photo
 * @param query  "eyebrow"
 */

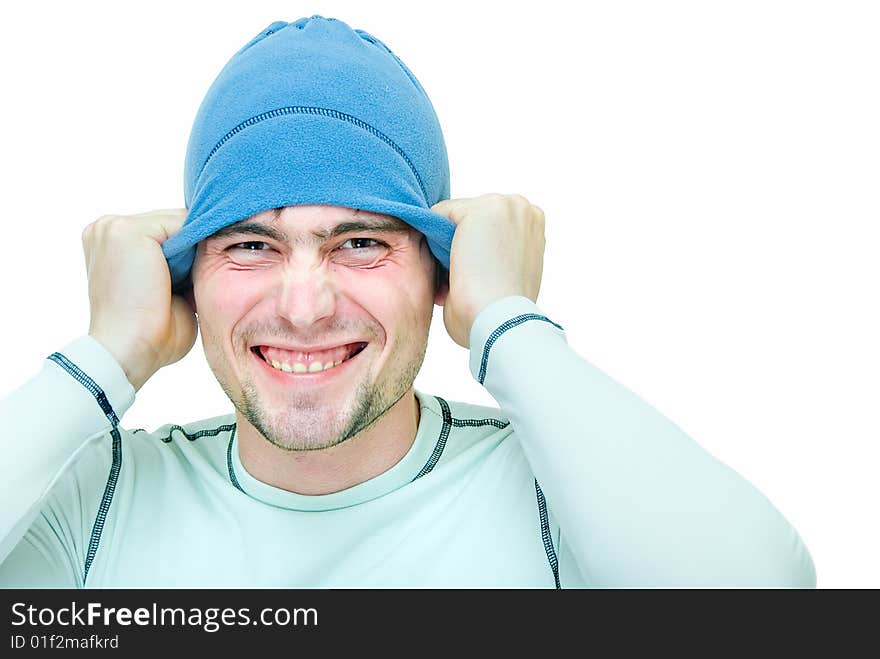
xmin=206 ymin=215 xmax=413 ymax=245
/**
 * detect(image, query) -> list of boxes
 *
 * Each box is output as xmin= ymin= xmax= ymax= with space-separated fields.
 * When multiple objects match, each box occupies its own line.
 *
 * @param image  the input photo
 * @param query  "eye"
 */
xmin=339 ymin=238 xmax=386 ymax=251
xmin=229 ymin=241 xmax=270 ymax=252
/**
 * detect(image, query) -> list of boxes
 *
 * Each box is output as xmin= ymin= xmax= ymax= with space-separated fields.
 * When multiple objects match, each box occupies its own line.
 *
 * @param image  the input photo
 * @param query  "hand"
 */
xmin=82 ymin=209 xmax=198 ymax=391
xmin=431 ymin=193 xmax=545 ymax=349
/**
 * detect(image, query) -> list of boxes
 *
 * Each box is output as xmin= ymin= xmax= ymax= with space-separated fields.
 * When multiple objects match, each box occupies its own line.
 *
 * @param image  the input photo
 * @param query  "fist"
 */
xmin=431 ymin=193 xmax=545 ymax=348
xmin=82 ymin=209 xmax=198 ymax=391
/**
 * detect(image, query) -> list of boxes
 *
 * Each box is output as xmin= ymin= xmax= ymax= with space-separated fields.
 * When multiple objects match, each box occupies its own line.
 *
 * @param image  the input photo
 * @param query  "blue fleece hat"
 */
xmin=161 ymin=15 xmax=454 ymax=290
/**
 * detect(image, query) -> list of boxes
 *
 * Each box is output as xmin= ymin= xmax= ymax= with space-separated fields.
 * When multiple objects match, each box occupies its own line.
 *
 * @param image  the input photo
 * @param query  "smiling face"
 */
xmin=189 ymin=204 xmax=447 ymax=452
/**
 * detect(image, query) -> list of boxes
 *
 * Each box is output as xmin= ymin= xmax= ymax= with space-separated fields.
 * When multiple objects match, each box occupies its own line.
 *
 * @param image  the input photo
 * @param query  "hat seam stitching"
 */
xmin=198 ymin=106 xmax=431 ymax=203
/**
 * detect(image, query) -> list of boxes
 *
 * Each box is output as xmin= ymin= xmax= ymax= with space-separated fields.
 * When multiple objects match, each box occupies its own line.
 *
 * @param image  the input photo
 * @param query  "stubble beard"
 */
xmin=213 ymin=329 xmax=429 ymax=452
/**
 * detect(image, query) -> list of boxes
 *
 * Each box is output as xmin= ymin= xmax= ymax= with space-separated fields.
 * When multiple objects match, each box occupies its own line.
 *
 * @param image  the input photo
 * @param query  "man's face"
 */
xmin=189 ymin=204 xmax=445 ymax=451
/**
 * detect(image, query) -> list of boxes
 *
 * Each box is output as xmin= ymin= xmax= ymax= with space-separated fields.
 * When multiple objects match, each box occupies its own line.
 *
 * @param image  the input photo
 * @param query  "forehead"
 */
xmin=204 ymin=206 xmax=416 ymax=246
xmin=255 ymin=205 xmax=407 ymax=227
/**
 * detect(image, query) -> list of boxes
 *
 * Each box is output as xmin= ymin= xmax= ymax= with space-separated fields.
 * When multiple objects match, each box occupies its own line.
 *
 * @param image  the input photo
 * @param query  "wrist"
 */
xmin=88 ymin=331 xmax=157 ymax=392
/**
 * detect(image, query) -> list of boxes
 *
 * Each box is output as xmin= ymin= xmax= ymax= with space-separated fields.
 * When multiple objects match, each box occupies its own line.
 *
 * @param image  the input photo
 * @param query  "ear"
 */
xmin=178 ymin=255 xmax=198 ymax=315
xmin=183 ymin=286 xmax=197 ymax=314
xmin=433 ymin=265 xmax=449 ymax=307
xmin=178 ymin=281 xmax=197 ymax=315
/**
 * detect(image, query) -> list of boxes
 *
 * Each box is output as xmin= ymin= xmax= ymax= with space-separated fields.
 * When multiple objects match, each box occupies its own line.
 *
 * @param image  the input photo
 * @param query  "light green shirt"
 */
xmin=0 ymin=296 xmax=816 ymax=587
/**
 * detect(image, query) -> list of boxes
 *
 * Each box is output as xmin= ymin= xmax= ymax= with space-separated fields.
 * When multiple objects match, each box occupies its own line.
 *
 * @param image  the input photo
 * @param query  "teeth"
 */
xmin=268 ymin=357 xmax=345 ymax=374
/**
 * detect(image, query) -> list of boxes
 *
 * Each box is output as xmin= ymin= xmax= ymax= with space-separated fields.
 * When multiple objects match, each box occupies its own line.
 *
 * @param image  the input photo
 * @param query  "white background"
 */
xmin=0 ymin=1 xmax=877 ymax=588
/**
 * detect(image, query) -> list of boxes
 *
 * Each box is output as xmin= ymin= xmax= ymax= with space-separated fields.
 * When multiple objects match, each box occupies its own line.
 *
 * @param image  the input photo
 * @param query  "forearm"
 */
xmin=0 ymin=336 xmax=134 ymax=562
xmin=469 ymin=296 xmax=816 ymax=587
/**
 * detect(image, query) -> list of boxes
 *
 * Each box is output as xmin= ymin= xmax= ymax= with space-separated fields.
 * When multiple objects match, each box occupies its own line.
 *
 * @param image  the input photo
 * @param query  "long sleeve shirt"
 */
xmin=0 ymin=295 xmax=816 ymax=587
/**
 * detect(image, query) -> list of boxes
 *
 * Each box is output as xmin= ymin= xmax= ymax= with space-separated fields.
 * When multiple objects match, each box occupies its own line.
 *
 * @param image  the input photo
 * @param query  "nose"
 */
xmin=274 ymin=259 xmax=338 ymax=328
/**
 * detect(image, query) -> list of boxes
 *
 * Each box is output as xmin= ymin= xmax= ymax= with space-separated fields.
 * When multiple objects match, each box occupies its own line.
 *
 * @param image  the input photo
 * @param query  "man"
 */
xmin=0 ymin=15 xmax=815 ymax=587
